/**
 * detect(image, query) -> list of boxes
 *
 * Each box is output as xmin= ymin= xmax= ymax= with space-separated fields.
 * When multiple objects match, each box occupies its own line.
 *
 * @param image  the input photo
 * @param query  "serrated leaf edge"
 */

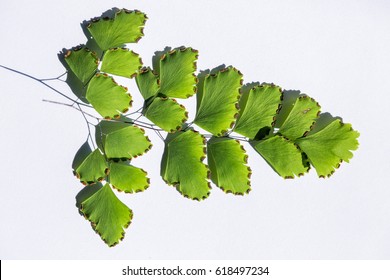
xmin=197 ymin=66 xmax=243 ymax=136
xmin=79 ymin=189 xmax=133 ymax=247
xmin=163 ymin=130 xmax=211 ymax=201
xmin=102 ymin=47 xmax=143 ymax=78
xmin=211 ymin=138 xmax=252 ymax=195
xmin=90 ymin=73 xmax=133 ymax=119
xmin=87 ymin=9 xmax=147 ymax=44
xmin=111 ymin=167 xmax=151 ymax=194
xmin=160 ymin=46 xmax=199 ymax=98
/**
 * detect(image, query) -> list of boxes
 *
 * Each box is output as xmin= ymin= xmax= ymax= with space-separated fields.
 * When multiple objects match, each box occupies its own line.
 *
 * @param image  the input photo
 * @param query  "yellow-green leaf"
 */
xmin=109 ymin=162 xmax=149 ymax=193
xmin=95 ymin=120 xmax=152 ymax=160
xmin=278 ymin=95 xmax=321 ymax=140
xmin=144 ymin=97 xmax=188 ymax=133
xmin=158 ymin=47 xmax=198 ymax=98
xmin=296 ymin=119 xmax=359 ymax=177
xmin=87 ymin=9 xmax=147 ymax=50
xmin=101 ymin=48 xmax=142 ymax=78
xmin=207 ymin=137 xmax=251 ymax=195
xmin=86 ymin=74 xmax=132 ymax=119
xmin=161 ymin=130 xmax=210 ymax=200
xmin=234 ymin=84 xmax=282 ymax=139
xmin=195 ymin=67 xmax=242 ymax=136
xmin=252 ymin=136 xmax=308 ymax=178
xmin=78 ymin=183 xmax=133 ymax=247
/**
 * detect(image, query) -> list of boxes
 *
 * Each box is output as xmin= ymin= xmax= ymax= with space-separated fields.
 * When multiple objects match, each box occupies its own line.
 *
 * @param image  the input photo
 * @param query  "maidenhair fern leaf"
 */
xmin=109 ymin=162 xmax=149 ymax=193
xmin=157 ymin=47 xmax=198 ymax=98
xmin=144 ymin=97 xmax=188 ymax=133
xmin=87 ymin=9 xmax=147 ymax=51
xmin=95 ymin=120 xmax=152 ymax=160
xmin=135 ymin=67 xmax=159 ymax=100
xmin=73 ymin=148 xmax=108 ymax=185
xmin=295 ymin=119 xmax=359 ymax=177
xmin=78 ymin=183 xmax=133 ymax=247
xmin=64 ymin=46 xmax=98 ymax=84
xmin=161 ymin=130 xmax=210 ymax=200
xmin=278 ymin=96 xmax=321 ymax=140
xmin=207 ymin=137 xmax=251 ymax=195
xmin=234 ymin=84 xmax=282 ymax=139
xmin=195 ymin=67 xmax=242 ymax=136
xmin=86 ymin=74 xmax=132 ymax=119
xmin=101 ymin=48 xmax=142 ymax=78
xmin=252 ymin=136 xmax=309 ymax=178
xmin=56 ymin=7 xmax=360 ymax=247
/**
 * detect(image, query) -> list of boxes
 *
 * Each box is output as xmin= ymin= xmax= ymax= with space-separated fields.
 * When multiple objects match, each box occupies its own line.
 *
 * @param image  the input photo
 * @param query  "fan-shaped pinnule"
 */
xmin=101 ymin=48 xmax=142 ymax=78
xmin=277 ymin=95 xmax=321 ymax=140
xmin=234 ymin=83 xmax=282 ymax=140
xmin=77 ymin=183 xmax=133 ymax=247
xmin=207 ymin=137 xmax=251 ymax=195
xmin=144 ymin=97 xmax=188 ymax=133
xmin=295 ymin=119 xmax=359 ymax=178
xmin=156 ymin=47 xmax=199 ymax=99
xmin=86 ymin=74 xmax=132 ymax=119
xmin=161 ymin=130 xmax=210 ymax=200
xmin=95 ymin=120 xmax=152 ymax=160
xmin=72 ymin=145 xmax=108 ymax=185
xmin=109 ymin=162 xmax=150 ymax=193
xmin=195 ymin=66 xmax=243 ymax=136
xmin=63 ymin=46 xmax=99 ymax=84
xmin=86 ymin=9 xmax=147 ymax=51
xmin=135 ymin=67 xmax=159 ymax=100
xmin=252 ymin=136 xmax=309 ymax=179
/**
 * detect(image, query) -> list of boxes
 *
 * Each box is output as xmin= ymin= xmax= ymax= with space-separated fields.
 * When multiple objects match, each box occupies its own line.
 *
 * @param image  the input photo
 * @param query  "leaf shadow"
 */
xmin=273 ymin=89 xmax=343 ymax=135
xmin=75 ymin=182 xmax=103 ymax=215
xmin=152 ymin=46 xmax=172 ymax=74
xmin=308 ymin=112 xmax=343 ymax=135
xmin=72 ymin=141 xmax=92 ymax=171
xmin=273 ymin=89 xmax=301 ymax=128
xmin=57 ymin=48 xmax=90 ymax=104
xmin=80 ymin=7 xmax=123 ymax=58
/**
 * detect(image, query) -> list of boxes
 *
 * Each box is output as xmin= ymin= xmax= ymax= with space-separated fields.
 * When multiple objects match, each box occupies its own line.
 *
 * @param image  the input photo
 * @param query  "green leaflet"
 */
xmin=109 ymin=162 xmax=149 ymax=193
xmin=161 ymin=130 xmax=210 ymax=200
xmin=87 ymin=9 xmax=147 ymax=50
xmin=207 ymin=137 xmax=251 ymax=195
xmin=252 ymin=136 xmax=308 ymax=178
xmin=158 ymin=47 xmax=198 ymax=98
xmin=78 ymin=183 xmax=133 ymax=247
xmin=296 ymin=119 xmax=359 ymax=177
xmin=144 ymin=97 xmax=188 ymax=132
xmin=195 ymin=67 xmax=243 ymax=136
xmin=136 ymin=67 xmax=159 ymax=100
xmin=86 ymin=74 xmax=132 ymax=119
xmin=64 ymin=46 xmax=98 ymax=84
xmin=278 ymin=95 xmax=321 ymax=140
xmin=95 ymin=120 xmax=152 ymax=160
xmin=59 ymin=7 xmax=361 ymax=248
xmin=73 ymin=148 xmax=108 ymax=185
xmin=234 ymin=84 xmax=282 ymax=139
xmin=101 ymin=48 xmax=142 ymax=78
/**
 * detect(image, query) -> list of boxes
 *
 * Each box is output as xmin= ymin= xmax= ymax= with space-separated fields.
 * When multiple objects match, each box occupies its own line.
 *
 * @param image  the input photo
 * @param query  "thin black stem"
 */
xmin=43 ymin=99 xmax=164 ymax=133
xmin=40 ymin=71 xmax=67 ymax=81
xmin=42 ymin=99 xmax=99 ymax=121
xmin=76 ymin=103 xmax=96 ymax=149
xmin=0 ymin=64 xmax=91 ymax=108
xmin=154 ymin=129 xmax=165 ymax=142
xmin=202 ymin=133 xmax=249 ymax=142
xmin=124 ymin=106 xmax=143 ymax=116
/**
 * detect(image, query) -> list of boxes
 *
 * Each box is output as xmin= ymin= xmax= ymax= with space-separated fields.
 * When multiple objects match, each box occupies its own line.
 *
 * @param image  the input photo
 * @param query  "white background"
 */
xmin=0 ymin=0 xmax=389 ymax=259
